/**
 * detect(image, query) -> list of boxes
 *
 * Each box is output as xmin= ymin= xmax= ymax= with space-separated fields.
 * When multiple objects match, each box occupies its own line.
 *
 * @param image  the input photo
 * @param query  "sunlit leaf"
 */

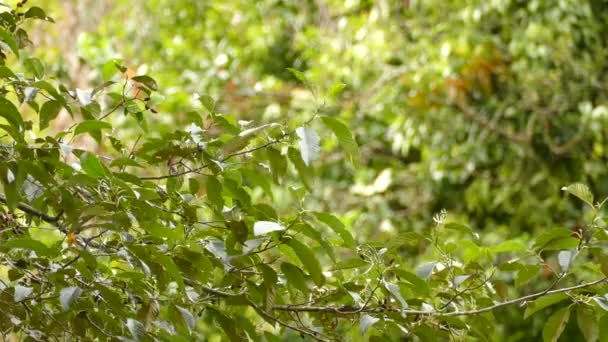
xmin=60 ymin=286 xmax=82 ymax=311
xmin=360 ymin=315 xmax=380 ymax=335
xmin=562 ymin=183 xmax=594 ymax=207
xmin=295 ymin=126 xmax=320 ymax=166
xmin=14 ymin=285 xmax=33 ymax=302
xmin=253 ymin=221 xmax=284 ymax=236
xmin=80 ymin=152 xmax=108 ymax=178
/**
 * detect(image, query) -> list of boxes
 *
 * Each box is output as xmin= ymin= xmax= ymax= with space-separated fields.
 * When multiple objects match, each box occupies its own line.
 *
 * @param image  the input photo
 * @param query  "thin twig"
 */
xmin=271 ymin=277 xmax=608 ymax=317
xmin=139 ymin=132 xmax=290 ymax=180
xmin=245 ymin=297 xmax=333 ymax=342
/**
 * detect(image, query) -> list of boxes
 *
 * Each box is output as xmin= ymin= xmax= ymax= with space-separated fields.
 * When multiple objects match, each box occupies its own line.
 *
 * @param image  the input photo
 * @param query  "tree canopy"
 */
xmin=1 ymin=0 xmax=608 ymax=341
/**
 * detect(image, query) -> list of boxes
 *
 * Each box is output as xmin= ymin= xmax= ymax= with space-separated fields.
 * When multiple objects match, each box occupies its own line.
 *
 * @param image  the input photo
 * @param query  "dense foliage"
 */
xmin=1 ymin=1 xmax=608 ymax=341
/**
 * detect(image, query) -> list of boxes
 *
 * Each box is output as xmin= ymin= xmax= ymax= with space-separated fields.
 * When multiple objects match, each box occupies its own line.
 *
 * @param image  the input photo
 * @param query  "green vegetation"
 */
xmin=1 ymin=0 xmax=608 ymax=340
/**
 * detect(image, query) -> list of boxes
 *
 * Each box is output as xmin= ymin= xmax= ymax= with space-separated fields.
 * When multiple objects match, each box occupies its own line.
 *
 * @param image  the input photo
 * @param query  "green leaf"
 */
xmin=286 ymin=68 xmax=307 ymax=84
xmin=33 ymin=81 xmax=63 ymax=101
xmin=188 ymin=178 xmax=200 ymax=195
xmin=562 ymin=183 xmax=594 ymax=207
xmin=444 ymin=222 xmax=473 ymax=234
xmin=524 ymin=293 xmax=568 ymax=319
xmin=328 ymin=82 xmax=346 ymax=98
xmin=198 ymin=94 xmax=215 ymax=112
xmin=4 ymin=237 xmax=51 ymax=256
xmin=312 ymin=212 xmax=356 ymax=248
xmin=205 ymin=176 xmax=224 ymax=211
xmin=515 ymin=264 xmax=541 ymax=288
xmin=23 ymin=57 xmax=44 ymax=79
xmin=74 ymin=120 xmax=112 ymax=137
xmin=0 ymin=96 xmax=23 ymax=130
xmin=267 ymin=147 xmax=287 ymax=183
xmin=600 ymin=314 xmax=608 ymax=342
xmin=321 ymin=116 xmax=360 ymax=165
xmin=288 ymin=147 xmax=313 ymax=191
xmin=577 ymin=305 xmax=598 ymax=342
xmin=543 ymin=306 xmax=571 ymax=342
xmin=331 ymin=257 xmax=367 ymax=271
xmin=0 ymin=66 xmax=16 ymax=79
xmin=490 ymin=240 xmax=528 ymax=253
xmin=80 ymin=152 xmax=108 ymax=178
xmin=0 ymin=29 xmax=19 ymax=57
xmin=533 ymin=228 xmax=579 ymax=251
xmin=39 ymin=100 xmax=62 ymax=130
xmin=281 ymin=262 xmax=310 ymax=294
xmin=392 ymin=269 xmax=430 ymax=296
xmin=132 ymin=75 xmax=158 ymax=91
xmin=156 ymin=253 xmax=185 ymax=291
xmin=24 ymin=6 xmax=54 ymax=22
xmin=286 ymin=237 xmax=325 ymax=286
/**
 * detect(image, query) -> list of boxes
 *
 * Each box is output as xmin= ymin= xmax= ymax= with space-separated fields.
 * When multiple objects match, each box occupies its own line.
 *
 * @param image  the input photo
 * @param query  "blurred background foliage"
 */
xmin=24 ymin=0 xmax=608 ymax=339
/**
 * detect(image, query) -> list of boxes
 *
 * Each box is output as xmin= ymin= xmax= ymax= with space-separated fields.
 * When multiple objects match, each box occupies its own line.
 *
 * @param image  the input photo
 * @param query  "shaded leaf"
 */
xmin=24 ymin=58 xmax=44 ymax=79
xmin=266 ymin=147 xmax=287 ymax=184
xmin=24 ymin=7 xmax=54 ymax=22
xmin=543 ymin=306 xmax=570 ymax=342
xmin=286 ymin=238 xmax=325 ymax=286
xmin=39 ymin=100 xmax=62 ymax=130
xmin=312 ymin=212 xmax=356 ymax=248
xmin=577 ymin=306 xmax=598 ymax=342
xmin=281 ymin=262 xmax=310 ymax=294
xmin=132 ymin=75 xmax=158 ymax=91
xmin=0 ymin=96 xmax=23 ymax=130
xmin=288 ymin=147 xmax=313 ymax=190
xmin=4 ymin=237 xmax=51 ymax=256
xmin=524 ymin=293 xmax=568 ymax=319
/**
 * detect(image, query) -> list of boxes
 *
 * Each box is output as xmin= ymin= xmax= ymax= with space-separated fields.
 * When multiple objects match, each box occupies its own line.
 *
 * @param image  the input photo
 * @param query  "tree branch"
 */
xmin=272 ymin=277 xmax=608 ymax=317
xmin=245 ymin=297 xmax=334 ymax=342
xmin=0 ymin=193 xmax=62 ymax=224
xmin=139 ymin=134 xmax=288 ymax=181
